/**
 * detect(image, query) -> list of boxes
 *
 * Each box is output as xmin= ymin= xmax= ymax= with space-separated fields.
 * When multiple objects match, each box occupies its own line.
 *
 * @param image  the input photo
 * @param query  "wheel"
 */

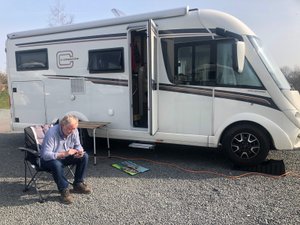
xmin=222 ymin=124 xmax=270 ymax=166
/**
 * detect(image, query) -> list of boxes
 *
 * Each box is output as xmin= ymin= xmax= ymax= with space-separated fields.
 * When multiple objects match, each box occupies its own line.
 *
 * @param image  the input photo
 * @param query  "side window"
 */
xmin=16 ymin=49 xmax=48 ymax=71
xmin=216 ymin=42 xmax=236 ymax=85
xmin=175 ymin=44 xmax=214 ymax=85
xmin=216 ymin=42 xmax=262 ymax=88
xmin=195 ymin=45 xmax=213 ymax=85
xmin=88 ymin=48 xmax=124 ymax=73
xmin=176 ymin=46 xmax=192 ymax=84
xmin=235 ymin=60 xmax=263 ymax=87
xmin=161 ymin=37 xmax=263 ymax=88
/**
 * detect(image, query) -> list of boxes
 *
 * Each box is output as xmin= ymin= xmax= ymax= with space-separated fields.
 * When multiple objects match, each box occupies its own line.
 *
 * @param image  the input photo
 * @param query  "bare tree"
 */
xmin=48 ymin=0 xmax=74 ymax=27
xmin=0 ymin=72 xmax=7 ymax=85
xmin=0 ymin=72 xmax=7 ymax=91
xmin=281 ymin=66 xmax=300 ymax=91
xmin=281 ymin=66 xmax=292 ymax=77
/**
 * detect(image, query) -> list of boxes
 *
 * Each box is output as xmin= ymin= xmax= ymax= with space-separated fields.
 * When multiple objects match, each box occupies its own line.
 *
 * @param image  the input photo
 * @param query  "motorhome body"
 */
xmin=6 ymin=7 xmax=300 ymax=165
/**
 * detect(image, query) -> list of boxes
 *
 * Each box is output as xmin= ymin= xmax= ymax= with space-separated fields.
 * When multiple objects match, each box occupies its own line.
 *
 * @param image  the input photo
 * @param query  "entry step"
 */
xmin=128 ymin=143 xmax=155 ymax=149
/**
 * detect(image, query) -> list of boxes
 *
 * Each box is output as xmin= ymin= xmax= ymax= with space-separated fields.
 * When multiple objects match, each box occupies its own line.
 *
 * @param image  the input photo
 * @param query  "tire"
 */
xmin=222 ymin=124 xmax=270 ymax=166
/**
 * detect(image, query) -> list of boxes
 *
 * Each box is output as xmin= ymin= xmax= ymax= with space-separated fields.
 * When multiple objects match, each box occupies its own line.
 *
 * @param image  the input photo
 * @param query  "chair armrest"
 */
xmin=18 ymin=147 xmax=40 ymax=157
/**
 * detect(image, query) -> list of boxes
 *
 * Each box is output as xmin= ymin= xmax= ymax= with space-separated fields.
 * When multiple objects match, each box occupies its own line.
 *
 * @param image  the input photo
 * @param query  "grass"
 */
xmin=0 ymin=89 xmax=9 ymax=109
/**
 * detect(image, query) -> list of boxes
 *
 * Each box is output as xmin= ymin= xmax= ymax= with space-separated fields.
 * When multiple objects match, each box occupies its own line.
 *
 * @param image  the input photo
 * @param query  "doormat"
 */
xmin=233 ymin=159 xmax=286 ymax=175
xmin=112 ymin=161 xmax=149 ymax=176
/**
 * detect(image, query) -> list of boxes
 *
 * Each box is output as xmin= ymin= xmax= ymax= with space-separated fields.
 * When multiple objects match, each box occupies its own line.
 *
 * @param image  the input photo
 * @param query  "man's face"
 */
xmin=62 ymin=122 xmax=78 ymax=137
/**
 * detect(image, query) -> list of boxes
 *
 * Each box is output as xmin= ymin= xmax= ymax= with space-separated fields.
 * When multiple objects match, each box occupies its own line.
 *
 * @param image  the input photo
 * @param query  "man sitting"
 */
xmin=41 ymin=114 xmax=91 ymax=204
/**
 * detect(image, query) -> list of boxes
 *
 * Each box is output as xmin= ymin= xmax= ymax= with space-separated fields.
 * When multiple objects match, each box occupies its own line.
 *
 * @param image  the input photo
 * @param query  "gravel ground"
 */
xmin=0 ymin=113 xmax=300 ymax=224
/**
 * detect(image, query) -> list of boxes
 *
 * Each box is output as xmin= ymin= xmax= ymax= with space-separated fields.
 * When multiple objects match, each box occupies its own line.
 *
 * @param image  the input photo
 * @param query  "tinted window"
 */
xmin=174 ymin=40 xmax=215 ymax=85
xmin=16 ymin=49 xmax=48 ymax=71
xmin=162 ymin=37 xmax=263 ymax=88
xmin=217 ymin=42 xmax=262 ymax=87
xmin=88 ymin=48 xmax=124 ymax=73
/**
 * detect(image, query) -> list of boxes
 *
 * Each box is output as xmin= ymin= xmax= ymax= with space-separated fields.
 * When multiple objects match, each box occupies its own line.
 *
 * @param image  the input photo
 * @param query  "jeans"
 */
xmin=41 ymin=153 xmax=89 ymax=192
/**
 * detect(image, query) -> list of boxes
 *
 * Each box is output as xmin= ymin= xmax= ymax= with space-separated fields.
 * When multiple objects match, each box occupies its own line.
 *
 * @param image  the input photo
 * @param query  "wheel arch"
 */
xmin=219 ymin=120 xmax=274 ymax=149
xmin=214 ymin=113 xmax=293 ymax=150
xmin=50 ymin=111 xmax=89 ymax=124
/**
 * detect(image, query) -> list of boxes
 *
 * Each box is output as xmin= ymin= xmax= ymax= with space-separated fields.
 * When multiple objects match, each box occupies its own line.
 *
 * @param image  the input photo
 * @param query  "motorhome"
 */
xmin=6 ymin=6 xmax=300 ymax=165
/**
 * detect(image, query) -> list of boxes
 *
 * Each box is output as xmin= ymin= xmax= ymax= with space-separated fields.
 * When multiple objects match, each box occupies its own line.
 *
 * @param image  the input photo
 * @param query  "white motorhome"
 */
xmin=6 ymin=7 xmax=300 ymax=165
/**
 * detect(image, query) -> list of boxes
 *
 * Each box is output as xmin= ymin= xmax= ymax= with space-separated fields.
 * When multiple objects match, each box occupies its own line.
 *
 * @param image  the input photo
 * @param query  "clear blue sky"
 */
xmin=0 ymin=0 xmax=299 ymax=72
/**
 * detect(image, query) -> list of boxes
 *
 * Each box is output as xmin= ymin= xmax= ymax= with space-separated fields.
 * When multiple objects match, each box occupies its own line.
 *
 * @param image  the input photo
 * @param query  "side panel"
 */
xmin=33 ymin=35 xmax=130 ymax=129
xmin=11 ymin=81 xmax=46 ymax=127
xmin=158 ymin=89 xmax=213 ymax=138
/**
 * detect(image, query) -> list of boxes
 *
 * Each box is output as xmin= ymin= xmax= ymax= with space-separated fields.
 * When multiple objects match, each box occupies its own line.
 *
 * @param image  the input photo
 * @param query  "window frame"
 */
xmin=88 ymin=47 xmax=125 ymax=74
xmin=15 ymin=48 xmax=49 ymax=71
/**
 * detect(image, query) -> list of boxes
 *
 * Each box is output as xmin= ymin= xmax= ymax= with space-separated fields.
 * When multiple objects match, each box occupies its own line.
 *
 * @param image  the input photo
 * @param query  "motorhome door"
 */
xmin=148 ymin=19 xmax=158 ymax=135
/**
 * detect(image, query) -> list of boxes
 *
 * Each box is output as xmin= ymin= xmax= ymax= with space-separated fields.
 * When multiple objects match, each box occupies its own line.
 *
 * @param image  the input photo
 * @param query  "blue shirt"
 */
xmin=41 ymin=124 xmax=83 ymax=161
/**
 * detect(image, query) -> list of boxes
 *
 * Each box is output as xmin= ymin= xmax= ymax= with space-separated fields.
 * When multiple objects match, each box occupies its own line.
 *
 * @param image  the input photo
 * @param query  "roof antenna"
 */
xmin=111 ymin=8 xmax=126 ymax=17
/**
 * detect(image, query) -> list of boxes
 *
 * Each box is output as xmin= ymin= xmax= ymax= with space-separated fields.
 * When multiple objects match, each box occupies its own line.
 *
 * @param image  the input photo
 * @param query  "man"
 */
xmin=41 ymin=114 xmax=91 ymax=204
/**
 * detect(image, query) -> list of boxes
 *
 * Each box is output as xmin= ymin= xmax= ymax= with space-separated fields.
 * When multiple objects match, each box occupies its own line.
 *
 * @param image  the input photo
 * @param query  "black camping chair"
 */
xmin=19 ymin=124 xmax=74 ymax=203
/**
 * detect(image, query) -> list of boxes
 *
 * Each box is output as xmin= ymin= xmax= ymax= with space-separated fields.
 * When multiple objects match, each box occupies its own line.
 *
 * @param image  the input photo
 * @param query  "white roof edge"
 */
xmin=7 ymin=6 xmax=190 ymax=39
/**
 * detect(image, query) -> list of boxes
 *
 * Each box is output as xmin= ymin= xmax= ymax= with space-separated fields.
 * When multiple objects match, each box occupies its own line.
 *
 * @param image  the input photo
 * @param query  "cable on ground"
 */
xmin=97 ymin=155 xmax=300 ymax=180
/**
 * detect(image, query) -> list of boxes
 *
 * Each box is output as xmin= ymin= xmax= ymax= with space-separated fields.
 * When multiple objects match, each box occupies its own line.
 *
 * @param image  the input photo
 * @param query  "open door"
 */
xmin=147 ymin=19 xmax=158 ymax=135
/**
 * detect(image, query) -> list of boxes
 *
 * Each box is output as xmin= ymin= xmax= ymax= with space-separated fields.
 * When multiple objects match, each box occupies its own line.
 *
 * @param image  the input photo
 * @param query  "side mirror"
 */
xmin=234 ymin=41 xmax=245 ymax=73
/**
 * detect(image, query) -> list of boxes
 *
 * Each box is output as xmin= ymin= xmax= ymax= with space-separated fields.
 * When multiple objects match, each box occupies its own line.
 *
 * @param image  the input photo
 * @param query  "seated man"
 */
xmin=41 ymin=114 xmax=91 ymax=204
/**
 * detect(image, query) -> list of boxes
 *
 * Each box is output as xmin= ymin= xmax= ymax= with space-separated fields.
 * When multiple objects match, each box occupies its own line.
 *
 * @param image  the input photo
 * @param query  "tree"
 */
xmin=0 ymin=72 xmax=7 ymax=85
xmin=48 ymin=0 xmax=74 ymax=27
xmin=281 ymin=66 xmax=300 ymax=91
xmin=281 ymin=66 xmax=292 ymax=78
xmin=0 ymin=72 xmax=7 ymax=92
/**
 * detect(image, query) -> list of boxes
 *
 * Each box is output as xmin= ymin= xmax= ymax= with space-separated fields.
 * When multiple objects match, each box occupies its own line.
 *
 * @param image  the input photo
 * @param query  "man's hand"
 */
xmin=74 ymin=150 xmax=85 ymax=158
xmin=57 ymin=148 xmax=78 ymax=159
xmin=67 ymin=148 xmax=78 ymax=156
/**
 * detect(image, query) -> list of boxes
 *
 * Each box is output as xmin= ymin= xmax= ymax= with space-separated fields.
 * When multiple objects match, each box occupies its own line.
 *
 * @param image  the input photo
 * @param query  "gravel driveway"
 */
xmin=0 ymin=110 xmax=300 ymax=225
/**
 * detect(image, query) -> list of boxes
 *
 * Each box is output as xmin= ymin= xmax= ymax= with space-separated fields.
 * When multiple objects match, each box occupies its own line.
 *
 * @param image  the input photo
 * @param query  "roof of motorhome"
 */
xmin=7 ymin=6 xmax=190 ymax=39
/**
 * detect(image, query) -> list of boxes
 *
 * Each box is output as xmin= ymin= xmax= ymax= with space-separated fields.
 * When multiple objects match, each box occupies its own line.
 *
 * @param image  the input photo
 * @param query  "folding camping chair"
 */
xmin=19 ymin=124 xmax=74 ymax=203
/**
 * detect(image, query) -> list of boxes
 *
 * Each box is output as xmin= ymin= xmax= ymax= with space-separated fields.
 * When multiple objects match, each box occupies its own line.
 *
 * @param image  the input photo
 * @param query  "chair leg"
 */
xmin=23 ymin=161 xmax=54 ymax=202
xmin=23 ymin=161 xmax=36 ymax=192
xmin=23 ymin=160 xmax=28 ymax=192
xmin=65 ymin=165 xmax=75 ymax=185
xmin=23 ymin=160 xmax=75 ymax=202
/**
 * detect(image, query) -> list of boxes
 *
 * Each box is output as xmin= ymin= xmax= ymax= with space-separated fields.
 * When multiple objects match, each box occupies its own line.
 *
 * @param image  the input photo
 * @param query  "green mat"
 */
xmin=112 ymin=161 xmax=149 ymax=176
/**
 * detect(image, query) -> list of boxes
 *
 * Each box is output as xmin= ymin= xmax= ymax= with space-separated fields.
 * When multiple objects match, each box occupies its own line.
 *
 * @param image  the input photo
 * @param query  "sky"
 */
xmin=0 ymin=0 xmax=299 ymax=73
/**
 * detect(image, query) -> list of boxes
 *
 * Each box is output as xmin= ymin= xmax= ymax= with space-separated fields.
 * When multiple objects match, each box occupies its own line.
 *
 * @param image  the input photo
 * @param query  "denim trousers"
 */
xmin=41 ymin=153 xmax=89 ymax=192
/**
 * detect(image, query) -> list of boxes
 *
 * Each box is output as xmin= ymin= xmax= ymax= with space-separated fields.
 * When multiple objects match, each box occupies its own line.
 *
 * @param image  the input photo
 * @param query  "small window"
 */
xmin=88 ymin=48 xmax=124 ymax=73
xmin=16 ymin=49 xmax=48 ymax=71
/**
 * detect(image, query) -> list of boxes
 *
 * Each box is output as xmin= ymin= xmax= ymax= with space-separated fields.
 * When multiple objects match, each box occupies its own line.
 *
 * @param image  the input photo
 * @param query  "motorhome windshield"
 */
xmin=249 ymin=36 xmax=291 ymax=90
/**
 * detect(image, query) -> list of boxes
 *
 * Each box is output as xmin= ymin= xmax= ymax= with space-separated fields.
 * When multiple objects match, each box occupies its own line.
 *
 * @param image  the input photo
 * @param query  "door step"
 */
xmin=128 ymin=142 xmax=155 ymax=149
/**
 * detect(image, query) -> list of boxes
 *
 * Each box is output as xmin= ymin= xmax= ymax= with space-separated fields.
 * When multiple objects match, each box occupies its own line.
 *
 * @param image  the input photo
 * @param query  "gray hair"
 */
xmin=60 ymin=114 xmax=79 ymax=126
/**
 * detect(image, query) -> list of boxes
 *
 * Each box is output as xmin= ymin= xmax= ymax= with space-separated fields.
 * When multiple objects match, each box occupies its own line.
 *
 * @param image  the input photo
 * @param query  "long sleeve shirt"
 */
xmin=41 ymin=124 xmax=83 ymax=161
